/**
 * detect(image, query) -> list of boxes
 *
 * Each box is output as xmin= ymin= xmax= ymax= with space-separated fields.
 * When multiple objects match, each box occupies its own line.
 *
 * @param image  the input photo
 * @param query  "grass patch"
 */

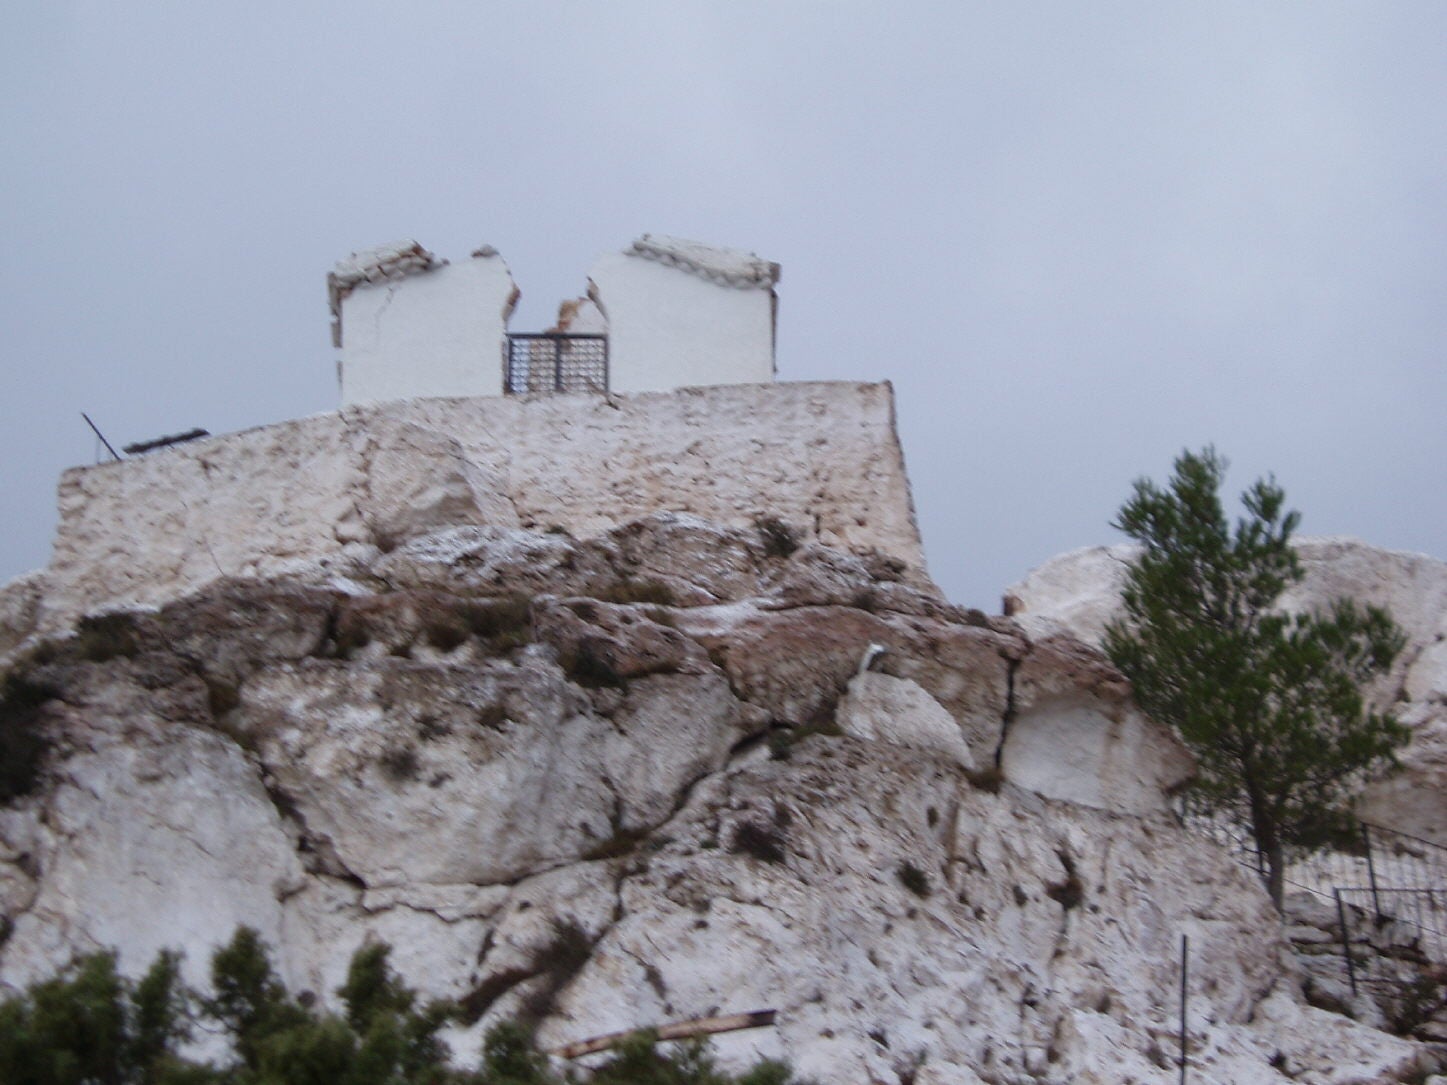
xmin=1045 ymin=849 xmax=1083 ymax=910
xmin=754 ymin=516 xmax=800 ymax=559
xmin=562 ymin=641 xmax=625 ymax=689
xmin=518 ymin=920 xmax=594 ymax=1026
xmin=897 ymin=861 xmax=932 ymax=898
xmin=767 ymin=710 xmax=842 ymax=761
xmin=965 ymin=765 xmax=1003 ymax=793
xmin=463 ymin=594 xmax=533 ymax=640
xmin=729 ymin=819 xmax=786 ymax=865
xmin=583 ymin=823 xmax=652 ymax=862
xmin=73 ymin=612 xmax=140 ymax=662
xmin=598 ymin=579 xmax=677 ymax=607
xmin=0 ymin=675 xmax=55 ymax=803
xmin=379 ymin=745 xmax=420 ymax=783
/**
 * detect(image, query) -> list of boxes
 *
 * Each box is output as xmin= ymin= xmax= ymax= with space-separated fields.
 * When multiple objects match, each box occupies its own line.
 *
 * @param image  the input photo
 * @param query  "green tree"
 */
xmin=476 ymin=1021 xmax=558 ymax=1085
xmin=0 ymin=929 xmax=808 ymax=1085
xmin=1103 ymin=448 xmax=1409 ymax=908
xmin=203 ymin=927 xmax=309 ymax=1074
xmin=0 ymin=948 xmax=212 ymax=1085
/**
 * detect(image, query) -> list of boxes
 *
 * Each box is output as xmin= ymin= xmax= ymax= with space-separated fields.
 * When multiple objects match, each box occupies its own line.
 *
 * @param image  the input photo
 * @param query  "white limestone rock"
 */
xmin=1003 ymin=635 xmax=1195 ymax=815
xmin=0 ymin=521 xmax=1437 ymax=1081
xmin=0 ymin=710 xmax=304 ymax=994
xmin=1003 ymin=544 xmax=1131 ymax=645
xmin=1000 ymin=696 xmax=1193 ymax=816
xmin=354 ymin=417 xmax=521 ymax=548
xmin=1008 ymin=537 xmax=1447 ymax=841
xmin=837 ymin=671 xmax=974 ymax=770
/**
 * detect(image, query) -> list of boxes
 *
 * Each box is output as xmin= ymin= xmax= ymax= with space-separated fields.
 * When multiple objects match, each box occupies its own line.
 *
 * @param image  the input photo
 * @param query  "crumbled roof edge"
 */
xmin=626 ymin=234 xmax=780 ymax=289
xmin=328 ymin=241 xmax=505 ymax=348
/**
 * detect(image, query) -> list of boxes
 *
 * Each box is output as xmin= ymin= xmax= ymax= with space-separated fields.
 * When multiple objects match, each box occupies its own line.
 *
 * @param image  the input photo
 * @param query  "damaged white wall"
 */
xmin=332 ymin=236 xmax=777 ymax=405
xmin=587 ymin=235 xmax=778 ymax=393
xmin=332 ymin=243 xmax=517 ymax=407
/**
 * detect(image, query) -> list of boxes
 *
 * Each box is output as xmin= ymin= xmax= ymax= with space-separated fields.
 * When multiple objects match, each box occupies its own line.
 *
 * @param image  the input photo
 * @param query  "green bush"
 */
xmin=0 ymin=674 xmax=55 ymax=803
xmin=0 ymin=928 xmax=810 ymax=1084
xmin=896 ymin=861 xmax=931 ymax=898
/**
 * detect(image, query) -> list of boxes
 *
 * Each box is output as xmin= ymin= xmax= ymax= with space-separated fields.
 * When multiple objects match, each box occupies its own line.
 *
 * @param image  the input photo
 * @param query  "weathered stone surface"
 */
xmin=373 ymin=526 xmax=611 ymax=599
xmin=1007 ymin=537 xmax=1447 ymax=842
xmin=874 ymin=615 xmax=1017 ymax=767
xmin=602 ymin=513 xmax=772 ymax=604
xmin=837 ymin=672 xmax=974 ymax=770
xmin=0 ymin=570 xmax=45 ymax=658
xmin=41 ymin=382 xmax=925 ymax=629
xmin=1 ymin=520 xmax=1437 ymax=1082
xmin=0 ymin=709 xmax=304 ymax=994
xmin=1000 ymin=635 xmax=1194 ymax=815
xmin=676 ymin=604 xmax=896 ymax=727
xmin=532 ymin=598 xmax=715 ymax=683
xmin=354 ymin=417 xmax=520 ymax=548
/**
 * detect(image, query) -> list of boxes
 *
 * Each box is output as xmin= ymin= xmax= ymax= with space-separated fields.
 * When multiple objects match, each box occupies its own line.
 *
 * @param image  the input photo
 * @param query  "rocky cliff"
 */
xmin=1005 ymin=538 xmax=1447 ymax=845
xmin=2 ymin=380 xmax=1444 ymax=1082
xmin=0 ymin=512 xmax=1436 ymax=1083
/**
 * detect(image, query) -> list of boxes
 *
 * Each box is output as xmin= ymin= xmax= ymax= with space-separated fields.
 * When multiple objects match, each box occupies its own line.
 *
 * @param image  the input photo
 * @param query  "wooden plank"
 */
xmin=554 ymin=1009 xmax=777 ymax=1059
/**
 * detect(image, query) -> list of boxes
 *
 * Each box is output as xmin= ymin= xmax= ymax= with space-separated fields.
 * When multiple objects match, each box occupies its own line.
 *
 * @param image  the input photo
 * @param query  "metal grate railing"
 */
xmin=1173 ymin=795 xmax=1447 ymax=1004
xmin=505 ymin=334 xmax=608 ymax=395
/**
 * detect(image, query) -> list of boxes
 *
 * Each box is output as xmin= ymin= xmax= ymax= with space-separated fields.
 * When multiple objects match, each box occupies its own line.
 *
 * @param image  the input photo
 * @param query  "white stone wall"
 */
xmin=331 ymin=236 xmax=777 ymax=405
xmin=335 ymin=245 xmax=517 ymax=406
xmin=587 ymin=236 xmax=778 ymax=394
xmin=40 ymin=381 xmax=923 ymax=629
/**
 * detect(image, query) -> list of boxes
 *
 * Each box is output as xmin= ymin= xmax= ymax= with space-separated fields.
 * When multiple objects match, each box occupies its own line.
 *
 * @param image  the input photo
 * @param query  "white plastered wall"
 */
xmin=337 ymin=250 xmax=516 ymax=406
xmin=588 ymin=238 xmax=778 ymax=393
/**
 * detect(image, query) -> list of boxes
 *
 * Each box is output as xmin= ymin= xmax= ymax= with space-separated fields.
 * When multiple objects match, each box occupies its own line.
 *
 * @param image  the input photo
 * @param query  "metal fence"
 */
xmin=1173 ymin=796 xmax=1447 ymax=1002
xmin=506 ymin=334 xmax=608 ymax=395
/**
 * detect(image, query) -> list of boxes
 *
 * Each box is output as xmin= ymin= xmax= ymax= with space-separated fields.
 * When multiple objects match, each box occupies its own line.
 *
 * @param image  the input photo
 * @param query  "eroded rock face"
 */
xmin=1006 ymin=537 xmax=1447 ymax=843
xmin=0 ymin=519 xmax=1433 ymax=1082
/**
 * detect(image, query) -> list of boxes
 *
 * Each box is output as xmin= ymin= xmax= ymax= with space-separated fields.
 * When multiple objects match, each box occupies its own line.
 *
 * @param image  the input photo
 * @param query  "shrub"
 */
xmin=463 ymin=594 xmax=534 ymax=645
xmin=0 ymin=674 xmax=55 ymax=803
xmin=767 ymin=713 xmax=842 ymax=761
xmin=729 ymin=820 xmax=786 ymax=865
xmin=379 ymin=745 xmax=421 ymax=784
xmin=754 ymin=517 xmax=800 ymax=560
xmin=0 ymin=926 xmax=812 ymax=1084
xmin=598 ymin=579 xmax=677 ymax=607
xmin=74 ymin=611 xmax=142 ymax=662
xmin=897 ymin=861 xmax=931 ymax=898
xmin=518 ymin=920 xmax=594 ymax=1025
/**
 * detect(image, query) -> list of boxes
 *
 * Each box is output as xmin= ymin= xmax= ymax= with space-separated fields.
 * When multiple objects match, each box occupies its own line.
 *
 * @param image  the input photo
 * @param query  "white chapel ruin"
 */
xmin=330 ymin=234 xmax=781 ymax=406
xmin=20 ymin=234 xmax=924 ymax=630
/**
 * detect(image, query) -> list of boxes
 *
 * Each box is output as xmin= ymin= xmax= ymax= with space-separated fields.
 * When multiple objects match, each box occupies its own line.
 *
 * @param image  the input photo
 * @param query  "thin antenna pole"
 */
xmin=81 ymin=413 xmax=121 ymax=462
xmin=1179 ymin=934 xmax=1188 ymax=1085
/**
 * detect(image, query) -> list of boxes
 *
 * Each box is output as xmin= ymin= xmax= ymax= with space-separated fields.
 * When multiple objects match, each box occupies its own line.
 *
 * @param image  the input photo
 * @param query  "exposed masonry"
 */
xmin=625 ymin=235 xmax=780 ymax=289
xmin=327 ymin=240 xmax=450 ymax=348
xmin=36 ymin=382 xmax=925 ymax=632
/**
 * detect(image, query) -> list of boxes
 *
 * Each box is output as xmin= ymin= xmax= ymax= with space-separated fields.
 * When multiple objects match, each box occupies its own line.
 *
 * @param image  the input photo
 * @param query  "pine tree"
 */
xmin=1103 ymin=448 xmax=1409 ymax=908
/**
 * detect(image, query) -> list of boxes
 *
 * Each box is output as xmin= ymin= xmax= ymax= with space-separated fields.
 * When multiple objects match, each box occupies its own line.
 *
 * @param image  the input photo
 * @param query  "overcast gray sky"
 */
xmin=3 ymin=2 xmax=1444 ymax=609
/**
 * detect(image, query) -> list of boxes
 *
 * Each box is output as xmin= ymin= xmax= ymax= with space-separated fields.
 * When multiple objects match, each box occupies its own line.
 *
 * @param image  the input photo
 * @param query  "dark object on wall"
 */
xmin=122 ymin=428 xmax=210 ymax=456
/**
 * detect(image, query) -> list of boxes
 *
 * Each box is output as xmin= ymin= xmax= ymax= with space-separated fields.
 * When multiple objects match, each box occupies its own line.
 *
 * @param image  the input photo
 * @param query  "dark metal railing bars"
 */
xmin=1173 ymin=795 xmax=1447 ymax=1001
xmin=506 ymin=333 xmax=608 ymax=395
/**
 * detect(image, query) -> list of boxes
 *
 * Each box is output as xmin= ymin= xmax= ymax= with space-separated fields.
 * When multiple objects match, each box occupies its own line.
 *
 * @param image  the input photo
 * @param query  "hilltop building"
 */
xmin=11 ymin=235 xmax=919 ymax=634
xmin=330 ymin=235 xmax=781 ymax=406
